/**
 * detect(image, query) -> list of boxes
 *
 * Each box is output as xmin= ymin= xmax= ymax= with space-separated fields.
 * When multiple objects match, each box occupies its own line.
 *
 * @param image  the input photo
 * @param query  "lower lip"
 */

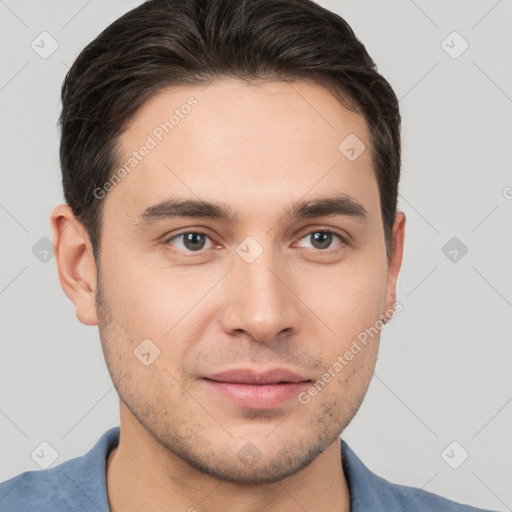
xmin=202 ymin=379 xmax=310 ymax=409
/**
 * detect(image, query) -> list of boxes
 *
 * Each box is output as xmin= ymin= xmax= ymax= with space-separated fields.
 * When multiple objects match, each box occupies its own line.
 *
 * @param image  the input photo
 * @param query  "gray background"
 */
xmin=1 ymin=0 xmax=511 ymax=509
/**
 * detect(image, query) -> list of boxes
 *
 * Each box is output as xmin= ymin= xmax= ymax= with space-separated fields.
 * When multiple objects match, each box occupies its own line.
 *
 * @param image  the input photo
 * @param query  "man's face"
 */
xmin=94 ymin=78 xmax=401 ymax=484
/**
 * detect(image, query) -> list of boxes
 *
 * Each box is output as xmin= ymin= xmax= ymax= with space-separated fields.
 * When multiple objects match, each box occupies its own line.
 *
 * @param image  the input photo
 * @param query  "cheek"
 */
xmin=100 ymin=248 xmax=220 ymax=336
xmin=305 ymin=257 xmax=388 ymax=341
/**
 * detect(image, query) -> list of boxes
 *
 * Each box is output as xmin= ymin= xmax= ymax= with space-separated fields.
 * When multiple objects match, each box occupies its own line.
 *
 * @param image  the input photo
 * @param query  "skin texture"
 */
xmin=51 ymin=78 xmax=405 ymax=512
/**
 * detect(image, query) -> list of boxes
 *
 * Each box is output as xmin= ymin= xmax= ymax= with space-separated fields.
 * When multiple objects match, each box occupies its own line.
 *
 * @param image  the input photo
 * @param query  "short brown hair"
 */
xmin=59 ymin=0 xmax=401 ymax=260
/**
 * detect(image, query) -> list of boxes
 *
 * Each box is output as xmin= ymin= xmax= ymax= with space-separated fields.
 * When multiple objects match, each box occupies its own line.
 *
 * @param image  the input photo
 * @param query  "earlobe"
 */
xmin=50 ymin=204 xmax=99 ymax=326
xmin=384 ymin=211 xmax=406 ymax=316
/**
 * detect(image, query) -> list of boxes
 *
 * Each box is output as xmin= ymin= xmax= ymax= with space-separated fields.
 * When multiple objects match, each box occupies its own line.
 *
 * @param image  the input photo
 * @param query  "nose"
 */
xmin=220 ymin=243 xmax=302 ymax=346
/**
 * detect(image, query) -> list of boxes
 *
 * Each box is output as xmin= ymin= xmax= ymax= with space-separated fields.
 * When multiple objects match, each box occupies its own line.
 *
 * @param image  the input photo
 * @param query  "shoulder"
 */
xmin=340 ymin=439 xmax=498 ymax=512
xmin=373 ymin=474 xmax=496 ymax=512
xmin=0 ymin=466 xmax=72 ymax=511
xmin=0 ymin=427 xmax=119 ymax=512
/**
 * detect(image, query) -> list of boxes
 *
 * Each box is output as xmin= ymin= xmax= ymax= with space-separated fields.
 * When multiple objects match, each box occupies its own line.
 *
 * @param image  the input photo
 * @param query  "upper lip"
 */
xmin=202 ymin=368 xmax=311 ymax=385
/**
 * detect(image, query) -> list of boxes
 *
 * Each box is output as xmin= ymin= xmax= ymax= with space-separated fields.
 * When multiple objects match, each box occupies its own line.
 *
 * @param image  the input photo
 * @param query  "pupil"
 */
xmin=312 ymin=231 xmax=331 ymax=249
xmin=184 ymin=233 xmax=205 ymax=251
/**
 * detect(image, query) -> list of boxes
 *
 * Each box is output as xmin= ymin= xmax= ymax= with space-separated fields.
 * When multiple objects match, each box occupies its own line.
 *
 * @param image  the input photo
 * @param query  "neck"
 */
xmin=106 ymin=419 xmax=350 ymax=512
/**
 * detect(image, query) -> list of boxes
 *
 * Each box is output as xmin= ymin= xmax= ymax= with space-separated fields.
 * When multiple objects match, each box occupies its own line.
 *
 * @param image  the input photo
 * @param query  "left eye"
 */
xmin=166 ymin=232 xmax=214 ymax=252
xmin=297 ymin=230 xmax=343 ymax=250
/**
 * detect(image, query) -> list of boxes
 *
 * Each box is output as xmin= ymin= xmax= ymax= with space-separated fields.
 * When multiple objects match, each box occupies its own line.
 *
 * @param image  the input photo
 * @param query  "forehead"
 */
xmin=105 ymin=78 xmax=379 ymax=226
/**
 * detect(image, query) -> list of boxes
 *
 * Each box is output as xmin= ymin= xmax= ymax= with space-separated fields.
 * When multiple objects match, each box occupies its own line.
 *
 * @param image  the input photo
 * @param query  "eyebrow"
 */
xmin=135 ymin=194 xmax=368 ymax=226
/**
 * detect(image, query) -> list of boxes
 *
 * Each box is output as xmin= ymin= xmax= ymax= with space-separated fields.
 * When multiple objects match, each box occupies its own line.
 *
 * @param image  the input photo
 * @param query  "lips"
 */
xmin=201 ymin=368 xmax=311 ymax=409
xmin=202 ymin=368 xmax=310 ymax=385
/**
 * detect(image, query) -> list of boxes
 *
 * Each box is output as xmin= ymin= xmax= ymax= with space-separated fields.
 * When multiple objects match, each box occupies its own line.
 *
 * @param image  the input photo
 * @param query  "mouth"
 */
xmin=201 ymin=368 xmax=312 ymax=409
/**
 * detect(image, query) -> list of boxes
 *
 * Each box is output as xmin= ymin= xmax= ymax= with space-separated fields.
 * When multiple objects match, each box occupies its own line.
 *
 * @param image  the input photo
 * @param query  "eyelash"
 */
xmin=164 ymin=228 xmax=347 ymax=255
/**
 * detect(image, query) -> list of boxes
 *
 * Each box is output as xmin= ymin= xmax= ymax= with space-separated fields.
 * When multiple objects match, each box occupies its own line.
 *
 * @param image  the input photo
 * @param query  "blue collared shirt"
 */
xmin=0 ymin=427 xmax=497 ymax=511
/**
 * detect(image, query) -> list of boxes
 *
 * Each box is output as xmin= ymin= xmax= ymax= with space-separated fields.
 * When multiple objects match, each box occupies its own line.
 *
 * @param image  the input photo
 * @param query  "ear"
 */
xmin=384 ymin=211 xmax=406 ymax=317
xmin=50 ymin=204 xmax=99 ymax=326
